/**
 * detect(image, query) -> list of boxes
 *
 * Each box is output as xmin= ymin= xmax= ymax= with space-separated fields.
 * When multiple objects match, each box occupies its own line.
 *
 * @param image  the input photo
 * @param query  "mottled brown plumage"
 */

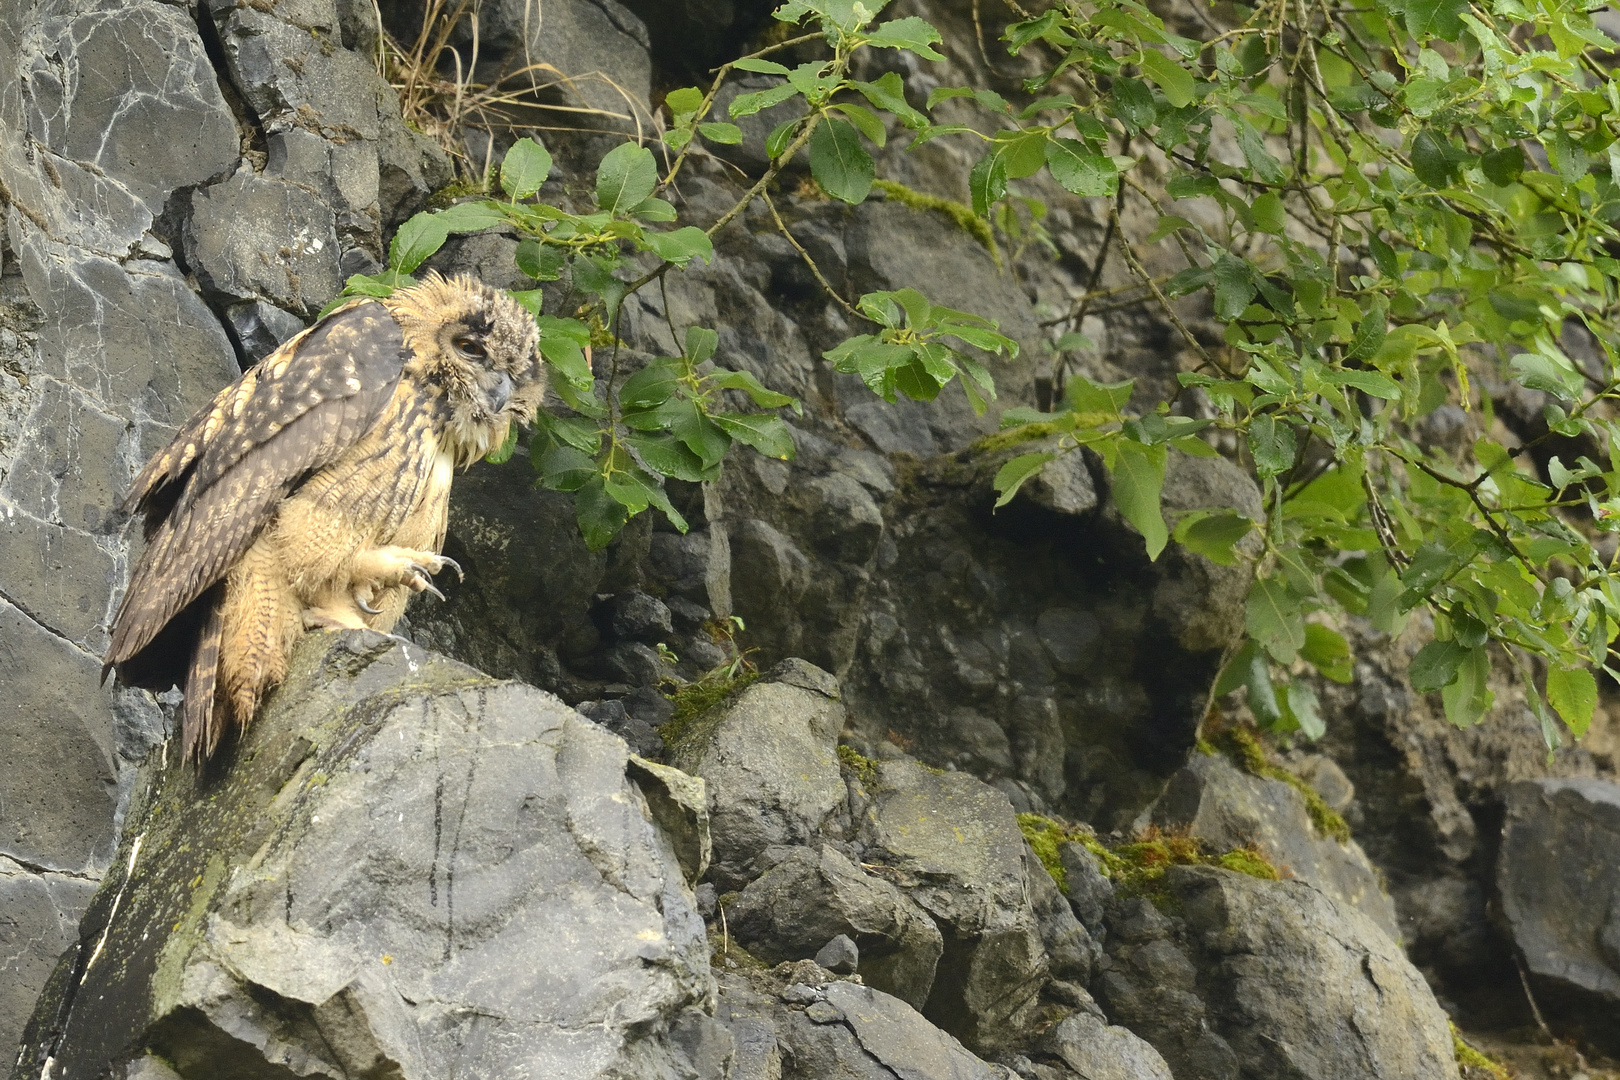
xmin=106 ymin=273 xmax=544 ymax=762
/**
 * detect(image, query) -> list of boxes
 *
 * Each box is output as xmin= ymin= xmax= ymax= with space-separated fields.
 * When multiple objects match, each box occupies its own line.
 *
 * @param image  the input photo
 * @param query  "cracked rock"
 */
xmin=13 ymin=630 xmax=713 ymax=1079
xmin=667 ymin=660 xmax=847 ymax=890
xmin=729 ymin=844 xmax=943 ymax=1009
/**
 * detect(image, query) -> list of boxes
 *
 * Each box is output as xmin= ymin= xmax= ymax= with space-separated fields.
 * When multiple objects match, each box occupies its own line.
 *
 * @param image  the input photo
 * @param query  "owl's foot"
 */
xmin=349 ymin=546 xmax=463 ymax=607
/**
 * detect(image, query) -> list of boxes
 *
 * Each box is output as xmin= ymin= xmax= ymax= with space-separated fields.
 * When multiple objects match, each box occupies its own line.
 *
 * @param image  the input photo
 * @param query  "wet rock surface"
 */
xmin=14 ymin=630 xmax=714 ymax=1079
xmin=3 ymin=0 xmax=1620 ymax=1070
xmin=1097 ymin=868 xmax=1461 ymax=1080
xmin=1498 ymin=778 xmax=1620 ymax=1055
xmin=1151 ymin=751 xmax=1399 ymax=940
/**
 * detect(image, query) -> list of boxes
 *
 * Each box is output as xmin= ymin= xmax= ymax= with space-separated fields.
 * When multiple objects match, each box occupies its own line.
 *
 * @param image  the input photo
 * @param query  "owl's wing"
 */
xmin=107 ymin=300 xmax=407 ymax=670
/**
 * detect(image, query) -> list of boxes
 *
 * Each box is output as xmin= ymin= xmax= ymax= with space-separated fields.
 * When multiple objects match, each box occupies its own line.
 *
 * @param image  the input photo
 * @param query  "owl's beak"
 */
xmin=488 ymin=371 xmax=513 ymax=414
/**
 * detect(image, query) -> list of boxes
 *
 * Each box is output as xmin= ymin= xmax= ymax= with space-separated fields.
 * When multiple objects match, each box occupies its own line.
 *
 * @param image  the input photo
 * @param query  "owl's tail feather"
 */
xmin=183 ymin=586 xmax=226 ymax=765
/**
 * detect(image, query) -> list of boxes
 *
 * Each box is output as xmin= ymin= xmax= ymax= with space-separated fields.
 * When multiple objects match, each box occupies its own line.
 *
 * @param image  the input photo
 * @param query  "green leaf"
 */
xmin=1045 ymin=138 xmax=1118 ymax=196
xmin=1243 ymin=646 xmax=1283 ymax=726
xmin=1138 ymin=49 xmax=1197 ymax=107
xmin=434 ymin=200 xmax=510 ymax=233
xmin=699 ymin=122 xmax=744 ymax=144
xmin=833 ymin=103 xmax=887 ymax=146
xmin=732 ymin=58 xmax=791 ymax=75
xmin=993 ymin=451 xmax=1055 ymax=508
xmin=1547 ymin=665 xmax=1596 ymax=737
xmin=766 ymin=117 xmax=802 ymax=159
xmin=484 ymin=423 xmax=519 ymax=464
xmin=1248 ymin=413 xmax=1297 ymax=477
xmin=1215 ymin=638 xmax=1261 ymax=697
xmin=388 ymin=212 xmax=449 ymax=274
xmin=515 ymin=238 xmax=567 ymax=281
xmin=1510 ymin=352 xmax=1584 ymax=402
xmin=1440 ymin=645 xmax=1493 ymax=727
xmin=1112 ymin=439 xmax=1169 ymax=560
xmin=621 ymin=358 xmax=684 ymax=409
xmin=810 ymin=118 xmax=875 ymax=204
xmin=684 ymin=326 xmax=718 ymax=365
xmin=1301 ymin=623 xmax=1353 ymax=683
xmin=1401 ymin=0 xmax=1467 ymax=41
xmin=501 ymin=137 xmax=553 ymax=199
xmin=575 ymin=475 xmax=631 ymax=550
xmin=664 ymin=86 xmax=704 ymax=116
xmin=629 ymin=197 xmax=678 ymax=222
xmin=534 ymin=442 xmax=597 ymax=490
xmin=1410 ymin=638 xmax=1470 ymax=691
xmin=1173 ymin=511 xmax=1253 ymax=565
xmin=710 ymin=368 xmax=797 ymax=409
xmin=596 ymin=142 xmax=659 ymax=215
xmin=1410 ymin=130 xmax=1460 ymax=187
xmin=1247 ymin=576 xmax=1306 ymax=663
xmin=1249 ymin=192 xmax=1285 ymax=234
xmin=969 ymin=150 xmax=1008 ymax=217
xmin=712 ymin=412 xmax=796 ymax=459
xmin=1344 ymin=299 xmax=1388 ymax=361
xmin=533 ymin=314 xmax=592 ymax=383
xmin=1286 ymin=681 xmax=1325 ymax=739
xmin=1323 ymin=369 xmax=1401 ymax=399
xmin=628 ymin=431 xmax=721 ymax=482
xmin=1212 ymin=256 xmax=1257 ymax=320
xmin=643 ymin=226 xmax=715 ymax=266
xmin=863 ymin=16 xmax=946 ymax=60
xmin=1481 ymin=146 xmax=1524 ymax=186
xmin=730 ymin=82 xmax=800 ymax=119
xmin=851 ymin=72 xmax=927 ymax=127
xmin=1067 ymin=374 xmax=1134 ymax=420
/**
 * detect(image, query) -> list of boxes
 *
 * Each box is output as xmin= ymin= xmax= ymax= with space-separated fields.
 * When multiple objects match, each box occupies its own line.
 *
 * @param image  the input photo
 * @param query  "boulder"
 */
xmin=1022 ymin=843 xmax=1102 ymax=986
xmin=1498 ymin=777 xmax=1620 ymax=1054
xmin=857 ymin=758 xmax=1048 ymax=1051
xmin=1098 ymin=867 xmax=1461 ymax=1080
xmin=13 ymin=630 xmax=713 ymax=1079
xmin=1037 ymin=1013 xmax=1174 ymax=1080
xmin=710 ymin=969 xmax=1009 ymax=1080
xmin=667 ymin=659 xmax=847 ymax=890
xmin=1151 ymin=751 xmax=1399 ymax=941
xmin=727 ymin=844 xmax=944 ymax=1008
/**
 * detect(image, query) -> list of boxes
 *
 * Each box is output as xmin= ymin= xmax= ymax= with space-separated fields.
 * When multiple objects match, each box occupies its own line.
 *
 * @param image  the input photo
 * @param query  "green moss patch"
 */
xmin=659 ymin=669 xmax=761 ymax=754
xmin=1210 ymin=726 xmax=1352 ymax=844
xmin=970 ymin=422 xmax=1062 ymax=456
xmin=836 ymin=744 xmax=879 ymax=787
xmin=1451 ymin=1025 xmax=1511 ymax=1080
xmin=1018 ymin=813 xmax=1278 ymax=907
xmin=873 ymin=179 xmax=1002 ymax=267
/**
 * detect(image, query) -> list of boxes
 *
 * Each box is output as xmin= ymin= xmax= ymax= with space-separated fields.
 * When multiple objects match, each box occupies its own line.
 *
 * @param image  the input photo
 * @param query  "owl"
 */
xmin=105 ymin=272 xmax=545 ymax=762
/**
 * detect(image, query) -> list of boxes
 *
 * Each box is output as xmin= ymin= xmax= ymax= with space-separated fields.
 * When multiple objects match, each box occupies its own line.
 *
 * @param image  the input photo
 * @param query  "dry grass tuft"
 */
xmin=367 ymin=0 xmax=652 ymax=183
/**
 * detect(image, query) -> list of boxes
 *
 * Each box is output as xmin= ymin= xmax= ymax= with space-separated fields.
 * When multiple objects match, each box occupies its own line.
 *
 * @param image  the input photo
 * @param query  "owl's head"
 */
xmin=387 ymin=272 xmax=546 ymax=462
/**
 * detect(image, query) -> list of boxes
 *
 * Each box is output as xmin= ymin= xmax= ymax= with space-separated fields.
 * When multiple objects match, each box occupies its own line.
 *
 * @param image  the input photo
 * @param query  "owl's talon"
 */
xmin=421 ymin=580 xmax=447 ymax=602
xmin=439 ymin=556 xmax=464 ymax=582
xmin=356 ymin=594 xmax=383 ymax=615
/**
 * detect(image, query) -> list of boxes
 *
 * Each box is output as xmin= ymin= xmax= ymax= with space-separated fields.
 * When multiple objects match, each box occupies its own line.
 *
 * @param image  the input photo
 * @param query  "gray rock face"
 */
xmin=727 ymin=844 xmax=944 ymax=1009
xmin=186 ymin=171 xmax=343 ymax=317
xmin=461 ymin=0 xmax=654 ymax=131
xmin=709 ymin=969 xmax=1008 ymax=1080
xmin=0 ymin=856 xmax=96 ymax=1063
xmin=667 ymin=660 xmax=848 ymax=890
xmin=1498 ymin=778 xmax=1620 ymax=1054
xmin=858 ymin=758 xmax=1048 ymax=1052
xmin=13 ymin=630 xmax=713 ymax=1079
xmin=1099 ymin=867 xmax=1460 ymax=1080
xmin=1 ymin=0 xmax=248 ymax=1042
xmin=1152 ymin=752 xmax=1400 ymax=941
xmin=1037 ymin=1013 xmax=1174 ymax=1080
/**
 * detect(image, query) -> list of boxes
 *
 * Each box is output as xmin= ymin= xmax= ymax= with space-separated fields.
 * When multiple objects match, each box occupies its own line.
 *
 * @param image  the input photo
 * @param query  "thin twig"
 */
xmin=762 ymin=190 xmax=862 ymax=319
xmin=1110 ymin=203 xmax=1230 ymax=376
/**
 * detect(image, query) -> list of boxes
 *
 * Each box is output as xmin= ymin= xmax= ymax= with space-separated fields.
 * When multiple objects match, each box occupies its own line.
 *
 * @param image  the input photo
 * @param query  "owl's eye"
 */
xmin=453 ymin=335 xmax=488 ymax=360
